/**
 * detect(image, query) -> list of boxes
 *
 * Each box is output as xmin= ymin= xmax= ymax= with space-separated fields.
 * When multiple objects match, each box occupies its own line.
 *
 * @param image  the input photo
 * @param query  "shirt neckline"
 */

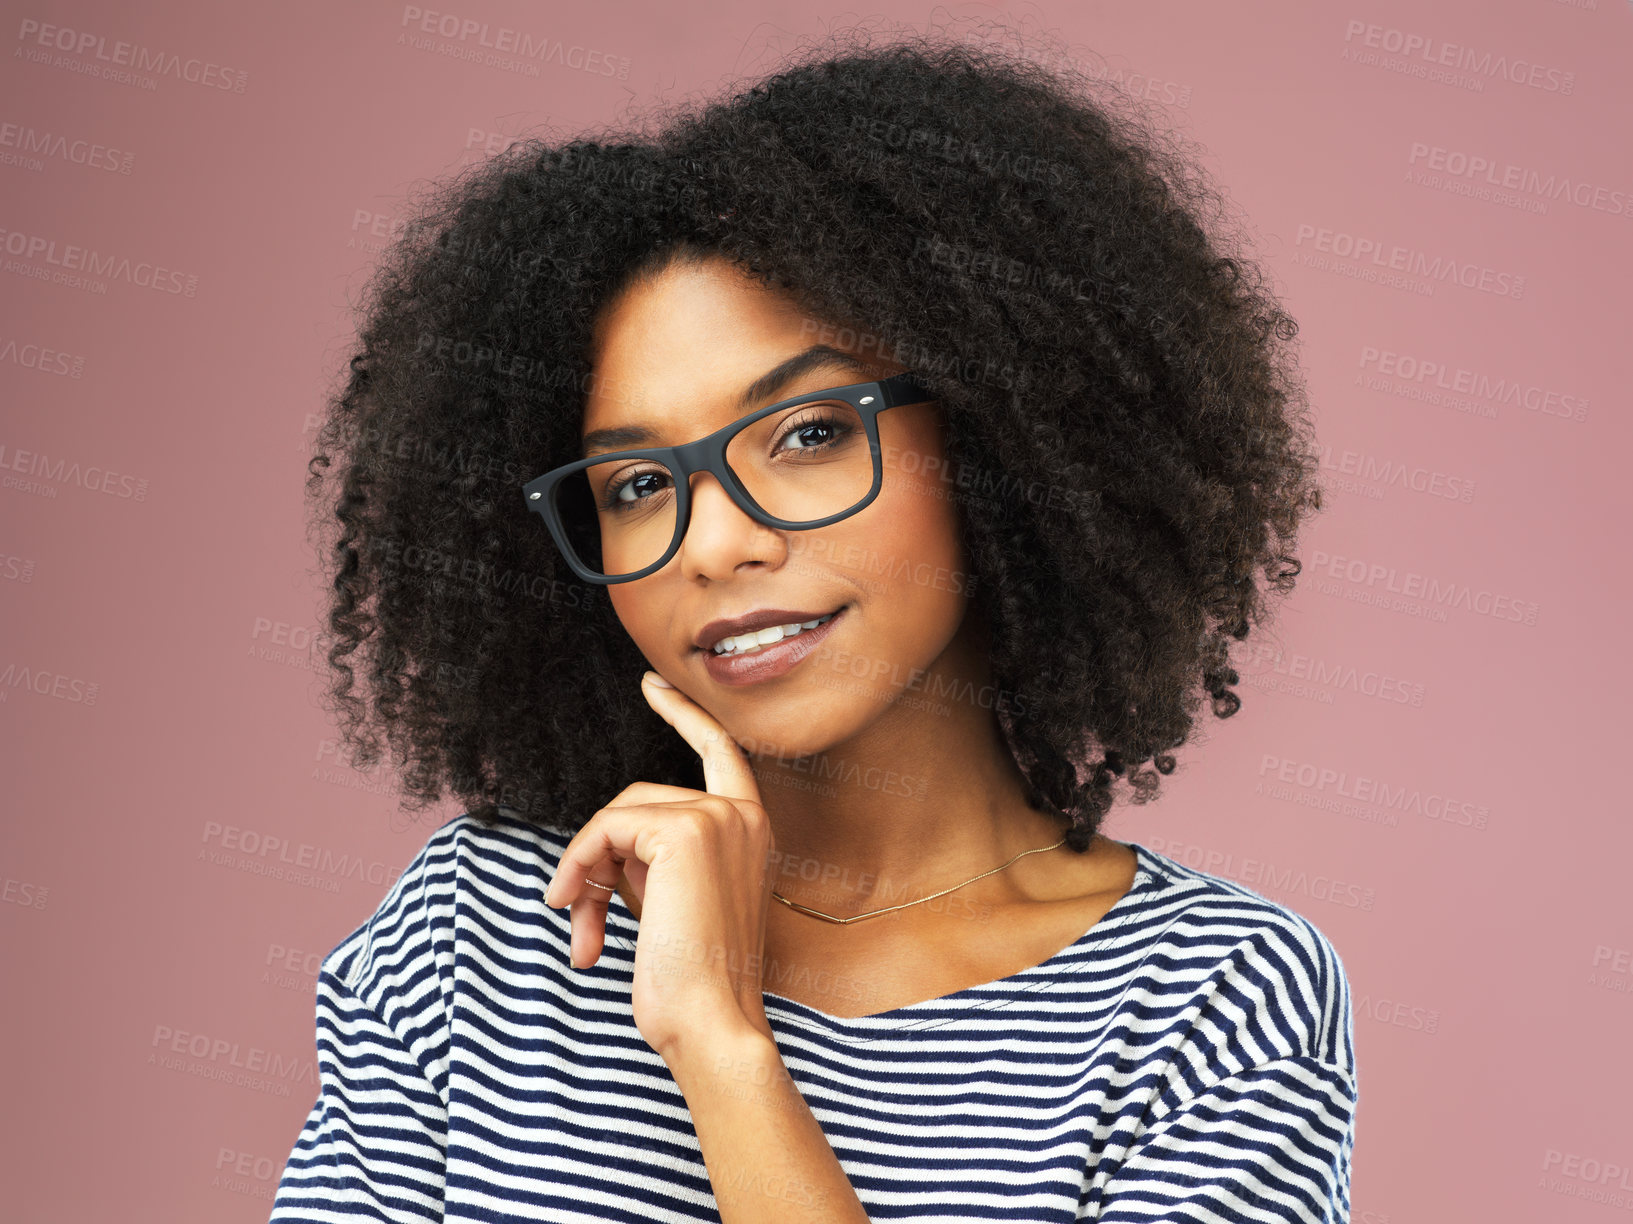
xmin=600 ymin=840 xmax=1161 ymax=1034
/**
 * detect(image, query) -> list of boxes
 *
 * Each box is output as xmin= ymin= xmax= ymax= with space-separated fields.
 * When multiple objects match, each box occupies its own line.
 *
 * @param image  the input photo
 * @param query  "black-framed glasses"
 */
xmin=522 ymin=372 xmax=934 ymax=584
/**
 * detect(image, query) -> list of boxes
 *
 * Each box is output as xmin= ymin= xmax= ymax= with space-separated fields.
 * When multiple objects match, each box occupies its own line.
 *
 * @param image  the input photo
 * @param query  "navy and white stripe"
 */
xmin=270 ymin=808 xmax=1358 ymax=1222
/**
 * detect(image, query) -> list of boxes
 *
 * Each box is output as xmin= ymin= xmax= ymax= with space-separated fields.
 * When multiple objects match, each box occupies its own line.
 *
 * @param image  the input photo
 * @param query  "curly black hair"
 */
xmin=303 ymin=21 xmax=1322 ymax=853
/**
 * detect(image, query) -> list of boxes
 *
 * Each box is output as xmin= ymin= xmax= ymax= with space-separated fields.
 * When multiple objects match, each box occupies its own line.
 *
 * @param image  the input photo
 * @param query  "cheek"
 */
xmin=879 ymin=441 xmax=965 ymax=574
xmin=855 ymin=458 xmax=968 ymax=645
xmin=608 ymin=587 xmax=663 ymax=654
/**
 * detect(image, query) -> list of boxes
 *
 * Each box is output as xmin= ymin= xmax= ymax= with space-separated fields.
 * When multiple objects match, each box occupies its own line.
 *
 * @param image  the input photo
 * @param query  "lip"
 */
xmin=698 ymin=604 xmax=848 ymax=688
xmin=693 ymin=606 xmax=845 ymax=653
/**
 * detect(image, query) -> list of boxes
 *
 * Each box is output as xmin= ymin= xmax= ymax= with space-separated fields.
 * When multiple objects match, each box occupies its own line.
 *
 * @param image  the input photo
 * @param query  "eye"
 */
xmin=598 ymin=465 xmax=672 ymax=510
xmin=774 ymin=409 xmax=855 ymax=453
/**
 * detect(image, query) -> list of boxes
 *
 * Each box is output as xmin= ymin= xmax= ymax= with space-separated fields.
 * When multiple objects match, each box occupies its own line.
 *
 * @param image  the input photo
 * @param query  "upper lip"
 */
xmin=693 ymin=605 xmax=844 ymax=652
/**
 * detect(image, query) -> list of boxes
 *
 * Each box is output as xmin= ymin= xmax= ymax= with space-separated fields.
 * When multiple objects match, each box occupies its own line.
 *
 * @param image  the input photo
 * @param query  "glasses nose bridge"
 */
xmin=677 ymin=455 xmax=765 ymax=541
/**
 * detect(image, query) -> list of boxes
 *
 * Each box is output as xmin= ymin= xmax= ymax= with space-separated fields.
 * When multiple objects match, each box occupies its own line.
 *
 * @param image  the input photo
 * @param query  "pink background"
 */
xmin=3 ymin=1 xmax=1628 ymax=1219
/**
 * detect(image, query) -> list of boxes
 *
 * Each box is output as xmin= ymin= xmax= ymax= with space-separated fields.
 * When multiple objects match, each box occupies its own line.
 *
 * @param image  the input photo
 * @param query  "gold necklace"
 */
xmin=769 ymin=835 xmax=1069 ymax=925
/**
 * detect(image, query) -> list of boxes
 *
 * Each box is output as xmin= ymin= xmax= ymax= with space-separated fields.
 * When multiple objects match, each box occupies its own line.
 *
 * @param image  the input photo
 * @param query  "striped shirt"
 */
xmin=270 ymin=808 xmax=1358 ymax=1222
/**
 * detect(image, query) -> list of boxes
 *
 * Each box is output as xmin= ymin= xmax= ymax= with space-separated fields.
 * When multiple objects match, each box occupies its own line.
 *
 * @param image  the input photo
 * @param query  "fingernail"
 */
xmin=643 ymin=670 xmax=673 ymax=688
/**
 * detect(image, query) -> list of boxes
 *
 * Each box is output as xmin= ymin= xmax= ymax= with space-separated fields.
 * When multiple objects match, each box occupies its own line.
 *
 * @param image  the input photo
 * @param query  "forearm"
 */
xmin=668 ymin=1027 xmax=872 ymax=1224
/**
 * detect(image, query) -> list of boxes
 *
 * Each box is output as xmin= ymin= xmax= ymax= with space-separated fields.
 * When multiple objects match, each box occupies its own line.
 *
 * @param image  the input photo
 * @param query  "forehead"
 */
xmin=580 ymin=259 xmax=882 ymax=440
xmin=577 ymin=344 xmax=882 ymax=459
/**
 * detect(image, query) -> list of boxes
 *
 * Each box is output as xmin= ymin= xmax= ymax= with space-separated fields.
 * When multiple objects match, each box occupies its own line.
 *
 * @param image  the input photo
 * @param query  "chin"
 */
xmin=719 ymin=700 xmax=853 ymax=764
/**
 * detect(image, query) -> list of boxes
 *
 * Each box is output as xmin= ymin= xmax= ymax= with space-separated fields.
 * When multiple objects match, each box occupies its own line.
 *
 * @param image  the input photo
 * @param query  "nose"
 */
xmin=675 ymin=468 xmax=781 ymax=579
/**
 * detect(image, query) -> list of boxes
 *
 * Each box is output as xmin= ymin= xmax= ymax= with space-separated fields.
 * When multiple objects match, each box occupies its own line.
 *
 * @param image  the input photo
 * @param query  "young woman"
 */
xmin=272 ymin=27 xmax=1354 ymax=1224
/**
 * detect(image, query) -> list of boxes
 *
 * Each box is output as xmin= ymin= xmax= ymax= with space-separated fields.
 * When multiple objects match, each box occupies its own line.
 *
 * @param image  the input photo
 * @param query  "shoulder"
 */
xmin=303 ymin=810 xmax=579 ymax=1091
xmin=320 ymin=807 xmax=577 ymax=1004
xmin=1124 ymin=841 xmax=1357 ymax=1074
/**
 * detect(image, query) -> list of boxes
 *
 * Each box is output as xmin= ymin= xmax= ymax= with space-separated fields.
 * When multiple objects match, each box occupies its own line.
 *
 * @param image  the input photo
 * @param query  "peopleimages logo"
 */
xmin=1356 ymin=346 xmax=1590 ymax=425
xmin=1405 ymin=142 xmax=1631 ymax=218
xmin=1538 ymin=1150 xmax=1633 ymax=1207
xmin=1255 ymin=752 xmax=1491 ymax=832
xmin=0 ymin=337 xmax=87 ymax=378
xmin=1340 ymin=20 xmax=1576 ymax=95
xmin=1313 ymin=442 xmax=1477 ymax=504
xmin=1143 ymin=836 xmax=1378 ymax=912
xmin=396 ymin=5 xmax=630 ymax=79
xmin=0 ymin=121 xmax=134 ymax=174
xmin=0 ymin=439 xmax=150 ymax=501
xmin=1309 ymin=548 xmax=1541 ymax=626
xmin=0 ymin=226 xmax=198 ymax=296
xmin=14 ymin=18 xmax=249 ymax=92
xmin=1293 ymin=223 xmax=1526 ymax=299
xmin=196 ymin=821 xmax=404 ymax=891
xmin=148 ymin=1023 xmax=313 ymax=1098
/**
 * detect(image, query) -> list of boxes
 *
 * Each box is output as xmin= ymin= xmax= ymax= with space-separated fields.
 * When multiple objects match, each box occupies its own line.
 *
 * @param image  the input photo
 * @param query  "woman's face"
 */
xmin=582 ymin=253 xmax=973 ymax=759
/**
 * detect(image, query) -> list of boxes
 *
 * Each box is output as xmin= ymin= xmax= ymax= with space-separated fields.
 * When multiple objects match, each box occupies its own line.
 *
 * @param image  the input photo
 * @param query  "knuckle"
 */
xmin=700 ymin=795 xmax=736 ymax=820
xmin=678 ymin=807 xmax=712 ymax=836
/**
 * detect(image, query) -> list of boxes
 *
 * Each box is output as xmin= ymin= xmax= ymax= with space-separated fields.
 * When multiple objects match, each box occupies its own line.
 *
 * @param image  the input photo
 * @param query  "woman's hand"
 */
xmin=542 ymin=670 xmax=776 ymax=1064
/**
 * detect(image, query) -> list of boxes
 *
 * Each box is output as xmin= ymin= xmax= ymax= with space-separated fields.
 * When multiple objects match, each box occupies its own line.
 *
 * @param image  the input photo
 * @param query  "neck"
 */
xmin=747 ymin=609 xmax=1070 ymax=914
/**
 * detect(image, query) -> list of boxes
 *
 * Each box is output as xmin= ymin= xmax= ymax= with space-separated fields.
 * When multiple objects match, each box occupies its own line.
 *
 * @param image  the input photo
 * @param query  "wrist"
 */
xmin=664 ymin=1022 xmax=782 ymax=1096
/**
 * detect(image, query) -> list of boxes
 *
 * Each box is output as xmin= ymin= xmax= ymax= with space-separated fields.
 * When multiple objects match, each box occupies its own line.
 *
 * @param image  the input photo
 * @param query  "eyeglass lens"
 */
xmin=552 ymin=396 xmax=874 ymax=579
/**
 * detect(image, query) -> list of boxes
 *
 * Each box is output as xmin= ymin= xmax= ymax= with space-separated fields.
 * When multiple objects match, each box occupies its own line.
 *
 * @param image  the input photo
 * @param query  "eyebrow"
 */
xmin=579 ymin=345 xmax=879 ymax=459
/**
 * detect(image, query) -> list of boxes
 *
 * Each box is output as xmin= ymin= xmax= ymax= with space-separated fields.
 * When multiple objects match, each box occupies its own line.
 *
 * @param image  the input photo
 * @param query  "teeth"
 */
xmin=712 ymin=610 xmax=839 ymax=656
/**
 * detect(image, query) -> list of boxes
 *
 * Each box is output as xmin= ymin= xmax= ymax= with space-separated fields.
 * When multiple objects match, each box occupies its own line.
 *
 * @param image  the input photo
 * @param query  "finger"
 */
xmin=546 ymin=832 xmax=626 ymax=970
xmin=640 ymin=671 xmax=762 ymax=806
xmin=544 ymin=806 xmax=659 ymax=914
xmin=604 ymin=779 xmax=712 ymax=809
xmin=567 ymin=867 xmax=620 ymax=969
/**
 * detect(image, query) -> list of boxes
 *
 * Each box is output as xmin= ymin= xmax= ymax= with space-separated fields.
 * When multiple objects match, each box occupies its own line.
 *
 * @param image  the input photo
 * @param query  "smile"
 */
xmin=710 ymin=608 xmax=841 ymax=656
xmin=698 ymin=605 xmax=850 ymax=688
